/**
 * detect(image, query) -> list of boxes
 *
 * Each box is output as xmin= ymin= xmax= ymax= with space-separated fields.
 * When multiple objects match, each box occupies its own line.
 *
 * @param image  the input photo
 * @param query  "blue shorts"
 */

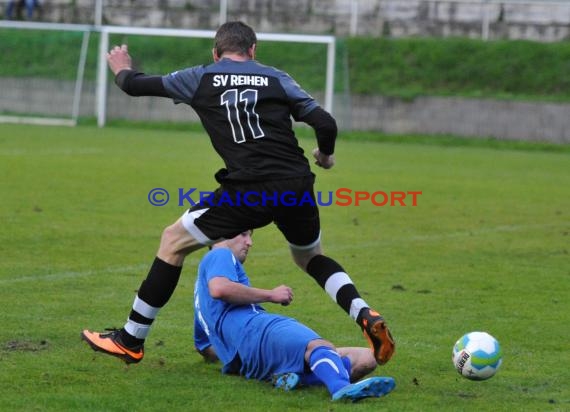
xmin=231 ymin=314 xmax=321 ymax=381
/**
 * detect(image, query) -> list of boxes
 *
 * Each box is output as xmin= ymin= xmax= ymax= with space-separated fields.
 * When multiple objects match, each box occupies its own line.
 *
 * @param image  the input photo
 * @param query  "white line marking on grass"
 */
xmin=1 ymin=257 xmax=205 ymax=286
xmin=399 ymin=223 xmax=569 ymax=243
xmin=254 ymin=222 xmax=568 ymax=256
xmin=1 ymin=223 xmax=565 ymax=284
xmin=344 ymin=222 xmax=568 ymax=249
xmin=0 ymin=148 xmax=103 ymax=156
xmin=0 ymin=264 xmax=148 ymax=285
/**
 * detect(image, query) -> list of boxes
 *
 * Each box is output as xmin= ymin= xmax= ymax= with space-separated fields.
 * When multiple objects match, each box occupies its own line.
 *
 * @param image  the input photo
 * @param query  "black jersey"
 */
xmin=162 ymin=58 xmax=319 ymax=181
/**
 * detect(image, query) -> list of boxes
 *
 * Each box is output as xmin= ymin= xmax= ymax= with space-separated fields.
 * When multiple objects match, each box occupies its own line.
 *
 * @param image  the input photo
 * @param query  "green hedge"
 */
xmin=346 ymin=37 xmax=570 ymax=101
xmin=2 ymin=28 xmax=570 ymax=102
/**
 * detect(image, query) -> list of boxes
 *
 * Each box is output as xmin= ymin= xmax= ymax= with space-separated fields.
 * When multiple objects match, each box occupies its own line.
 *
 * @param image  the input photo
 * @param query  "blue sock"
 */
xmin=308 ymin=346 xmax=350 ymax=394
xmin=301 ymin=356 xmax=351 ymax=386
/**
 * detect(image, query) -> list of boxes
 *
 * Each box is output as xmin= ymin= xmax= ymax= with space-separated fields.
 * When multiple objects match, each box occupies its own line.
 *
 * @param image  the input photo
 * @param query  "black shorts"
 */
xmin=181 ymin=175 xmax=320 ymax=247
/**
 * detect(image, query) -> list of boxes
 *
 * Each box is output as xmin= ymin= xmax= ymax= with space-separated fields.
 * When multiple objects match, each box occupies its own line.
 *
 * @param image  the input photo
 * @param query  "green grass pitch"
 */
xmin=0 ymin=123 xmax=568 ymax=411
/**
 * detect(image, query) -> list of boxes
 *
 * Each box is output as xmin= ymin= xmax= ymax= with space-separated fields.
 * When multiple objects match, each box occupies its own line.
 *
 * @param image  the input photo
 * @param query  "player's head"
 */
xmin=213 ymin=21 xmax=257 ymax=61
xmin=214 ymin=230 xmax=253 ymax=263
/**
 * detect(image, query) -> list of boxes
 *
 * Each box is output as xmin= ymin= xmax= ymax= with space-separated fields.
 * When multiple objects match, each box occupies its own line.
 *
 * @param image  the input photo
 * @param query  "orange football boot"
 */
xmin=360 ymin=309 xmax=395 ymax=365
xmin=81 ymin=329 xmax=144 ymax=364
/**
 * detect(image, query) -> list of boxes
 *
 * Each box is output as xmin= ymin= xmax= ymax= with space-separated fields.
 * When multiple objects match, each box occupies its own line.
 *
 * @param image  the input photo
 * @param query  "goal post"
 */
xmin=96 ymin=25 xmax=336 ymax=127
xmin=0 ymin=20 xmax=93 ymax=127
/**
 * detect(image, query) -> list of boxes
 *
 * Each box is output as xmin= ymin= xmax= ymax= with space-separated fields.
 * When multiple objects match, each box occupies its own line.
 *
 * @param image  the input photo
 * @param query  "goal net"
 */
xmin=0 ymin=21 xmax=93 ymax=127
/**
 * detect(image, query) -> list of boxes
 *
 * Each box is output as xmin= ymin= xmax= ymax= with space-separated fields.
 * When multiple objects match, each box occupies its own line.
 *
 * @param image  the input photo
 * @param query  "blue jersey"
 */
xmin=194 ymin=247 xmax=320 ymax=380
xmin=194 ymin=247 xmax=262 ymax=367
xmin=162 ymin=58 xmax=318 ymax=181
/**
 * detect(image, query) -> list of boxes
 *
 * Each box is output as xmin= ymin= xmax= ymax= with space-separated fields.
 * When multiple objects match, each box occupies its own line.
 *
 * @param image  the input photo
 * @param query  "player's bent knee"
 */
xmin=158 ymin=220 xmax=203 ymax=261
xmin=290 ymin=246 xmax=322 ymax=271
xmin=289 ymin=234 xmax=322 ymax=271
xmin=292 ymin=254 xmax=310 ymax=271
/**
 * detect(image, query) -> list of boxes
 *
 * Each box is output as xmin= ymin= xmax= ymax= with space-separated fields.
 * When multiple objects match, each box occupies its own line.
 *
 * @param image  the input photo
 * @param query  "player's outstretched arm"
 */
xmin=107 ymin=44 xmax=169 ymax=97
xmin=208 ymin=277 xmax=293 ymax=306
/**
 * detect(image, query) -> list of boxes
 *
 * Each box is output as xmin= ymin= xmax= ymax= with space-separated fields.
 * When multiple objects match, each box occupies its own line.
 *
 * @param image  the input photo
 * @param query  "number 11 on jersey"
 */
xmin=221 ymin=88 xmax=265 ymax=143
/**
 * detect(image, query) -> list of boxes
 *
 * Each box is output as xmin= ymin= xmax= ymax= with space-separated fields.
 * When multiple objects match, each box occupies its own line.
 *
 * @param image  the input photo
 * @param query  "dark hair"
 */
xmin=208 ymin=230 xmax=253 ymax=250
xmin=214 ymin=21 xmax=257 ymax=57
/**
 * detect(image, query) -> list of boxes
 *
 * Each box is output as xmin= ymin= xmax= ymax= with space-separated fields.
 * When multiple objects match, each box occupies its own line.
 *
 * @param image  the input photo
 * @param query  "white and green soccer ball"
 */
xmin=452 ymin=331 xmax=502 ymax=380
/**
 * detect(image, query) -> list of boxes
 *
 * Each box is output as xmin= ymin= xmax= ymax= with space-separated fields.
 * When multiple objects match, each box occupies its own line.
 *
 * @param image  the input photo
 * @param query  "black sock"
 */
xmin=119 ymin=329 xmax=144 ymax=348
xmin=138 ymin=257 xmax=182 ymax=307
xmin=121 ymin=257 xmax=182 ymax=345
xmin=356 ymin=307 xmax=370 ymax=329
xmin=306 ymin=255 xmax=362 ymax=315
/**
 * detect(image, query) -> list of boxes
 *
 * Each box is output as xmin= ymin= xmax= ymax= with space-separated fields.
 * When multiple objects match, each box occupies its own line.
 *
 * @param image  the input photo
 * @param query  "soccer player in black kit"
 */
xmin=82 ymin=21 xmax=395 ymax=367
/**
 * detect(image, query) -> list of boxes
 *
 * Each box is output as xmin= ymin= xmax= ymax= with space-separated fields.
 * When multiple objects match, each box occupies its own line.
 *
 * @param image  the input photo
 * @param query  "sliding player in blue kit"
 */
xmin=193 ymin=230 xmax=395 ymax=402
xmin=82 ymin=21 xmax=394 ymax=368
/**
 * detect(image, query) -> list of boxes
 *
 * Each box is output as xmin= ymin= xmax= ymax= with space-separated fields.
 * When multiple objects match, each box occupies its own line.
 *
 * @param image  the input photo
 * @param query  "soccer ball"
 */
xmin=452 ymin=331 xmax=502 ymax=380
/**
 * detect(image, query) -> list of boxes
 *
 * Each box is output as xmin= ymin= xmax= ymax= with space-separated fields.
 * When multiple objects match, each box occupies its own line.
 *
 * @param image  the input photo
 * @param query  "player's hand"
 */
xmin=271 ymin=285 xmax=294 ymax=306
xmin=196 ymin=346 xmax=219 ymax=363
xmin=107 ymin=44 xmax=132 ymax=75
xmin=312 ymin=148 xmax=335 ymax=169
